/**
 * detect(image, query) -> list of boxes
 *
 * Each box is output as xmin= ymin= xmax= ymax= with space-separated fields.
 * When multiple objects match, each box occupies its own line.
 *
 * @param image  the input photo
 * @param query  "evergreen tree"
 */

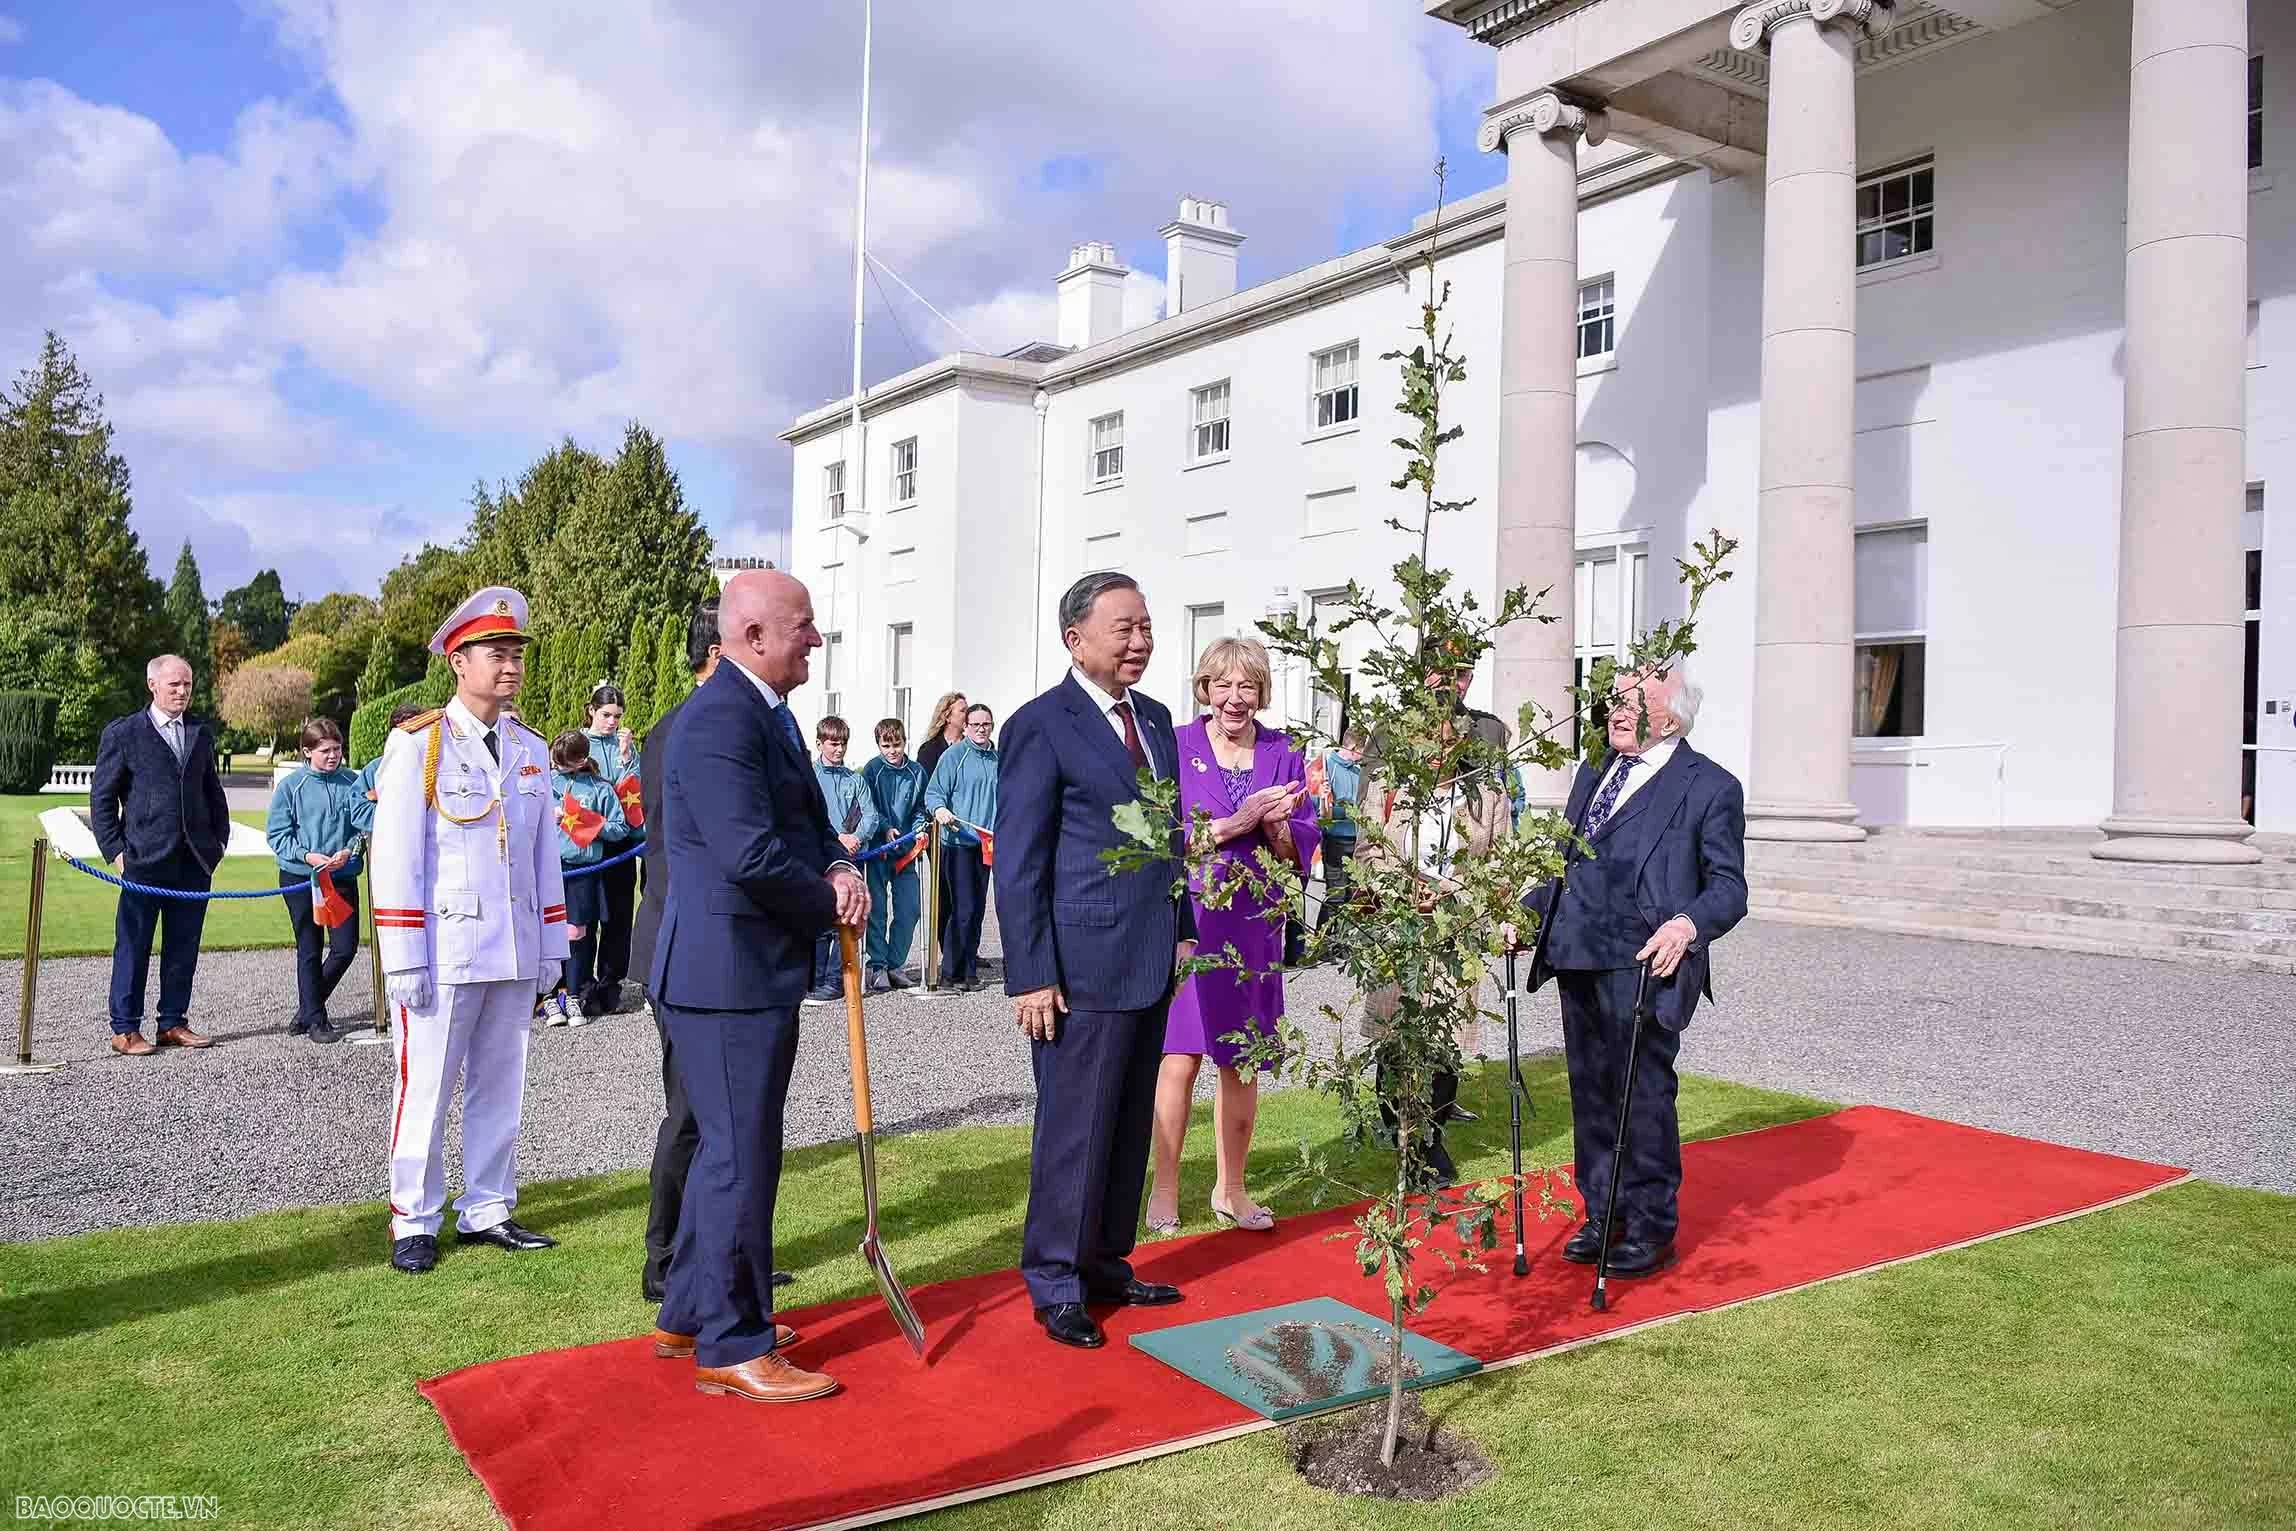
xmin=621 ymin=610 xmax=657 ymax=734
xmin=216 ymin=569 xmax=293 ymax=653
xmin=530 ymin=423 xmax=713 ymax=647
xmin=0 ymin=332 xmax=169 ymax=755
xmin=466 ymin=440 xmax=605 ymax=606
xmin=570 ymin=624 xmax=610 ymax=734
xmin=519 ymin=630 xmax=555 ymax=738
xmin=164 ymin=540 xmax=213 ymax=717
xmin=649 ymin=607 xmax=690 ymax=731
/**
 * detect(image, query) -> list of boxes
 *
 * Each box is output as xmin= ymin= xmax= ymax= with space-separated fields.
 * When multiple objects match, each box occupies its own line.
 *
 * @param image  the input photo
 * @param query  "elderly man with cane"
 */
xmin=1524 ymin=661 xmax=1747 ymax=1282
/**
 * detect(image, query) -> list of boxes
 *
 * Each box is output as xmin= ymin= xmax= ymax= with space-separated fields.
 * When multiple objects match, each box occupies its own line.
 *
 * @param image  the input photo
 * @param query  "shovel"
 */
xmin=840 ymin=924 xmax=928 ymax=1357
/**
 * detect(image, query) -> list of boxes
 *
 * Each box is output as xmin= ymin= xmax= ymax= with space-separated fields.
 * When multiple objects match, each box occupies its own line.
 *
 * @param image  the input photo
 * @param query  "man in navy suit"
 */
xmin=646 ymin=570 xmax=866 ymax=1404
xmin=996 ymin=571 xmax=1194 ymax=1350
xmin=90 ymin=654 xmax=231 ymax=1056
xmin=1528 ymin=661 xmax=1747 ymax=1278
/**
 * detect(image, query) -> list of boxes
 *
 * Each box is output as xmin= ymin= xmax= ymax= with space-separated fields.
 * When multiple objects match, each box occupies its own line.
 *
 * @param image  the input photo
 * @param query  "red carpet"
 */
xmin=420 ymin=1107 xmax=2184 ymax=1530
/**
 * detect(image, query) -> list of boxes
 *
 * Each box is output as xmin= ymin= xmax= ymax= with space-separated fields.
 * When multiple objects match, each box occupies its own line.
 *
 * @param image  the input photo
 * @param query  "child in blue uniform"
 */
xmin=580 ymin=683 xmax=644 ymax=1014
xmin=546 ymin=729 xmax=629 ymax=1026
xmin=266 ymin=718 xmax=368 ymax=1044
xmin=924 ymin=704 xmax=999 ymax=991
xmin=859 ymin=717 xmax=927 ymax=992
xmin=806 ymin=715 xmax=880 ymax=1005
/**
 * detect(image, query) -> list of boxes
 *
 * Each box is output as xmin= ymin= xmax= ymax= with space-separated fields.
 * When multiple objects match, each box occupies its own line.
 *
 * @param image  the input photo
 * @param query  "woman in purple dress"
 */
xmin=1146 ymin=637 xmax=1320 ymax=1234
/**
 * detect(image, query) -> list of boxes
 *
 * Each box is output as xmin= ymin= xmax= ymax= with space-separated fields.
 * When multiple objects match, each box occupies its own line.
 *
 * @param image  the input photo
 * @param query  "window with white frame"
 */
xmin=1190 ymin=380 xmax=1231 ymax=462
xmin=824 ymin=460 xmax=846 ymax=521
xmin=1308 ymin=588 xmax=1358 ymax=741
xmin=888 ymin=623 xmax=914 ymax=736
xmin=1577 ymin=277 xmax=1616 ymax=362
xmin=822 ymin=631 xmax=845 ymax=725
xmin=1853 ymin=524 xmax=1928 ymax=738
xmin=1089 ymin=412 xmax=1125 ymax=485
xmin=1856 ymin=158 xmax=1935 ymax=271
xmin=890 ymin=437 xmax=918 ymax=504
xmin=2252 ymin=55 xmax=2265 ymax=171
xmin=1311 ymin=343 xmax=1359 ymax=431
xmin=1573 ymin=545 xmax=1649 ymax=751
xmin=1186 ymin=603 xmax=1225 ymax=669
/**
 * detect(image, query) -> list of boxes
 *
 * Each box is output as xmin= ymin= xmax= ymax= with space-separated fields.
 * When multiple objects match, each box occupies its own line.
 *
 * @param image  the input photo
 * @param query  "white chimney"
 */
xmin=1161 ymin=197 xmax=1244 ymax=316
xmin=1055 ymin=241 xmax=1128 ymax=350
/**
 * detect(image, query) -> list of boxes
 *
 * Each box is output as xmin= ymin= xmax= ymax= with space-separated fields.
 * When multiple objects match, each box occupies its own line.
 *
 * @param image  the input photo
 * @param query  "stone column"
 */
xmin=1733 ymin=0 xmax=1890 ymax=843
xmin=2094 ymin=0 xmax=2259 ymax=864
xmin=1483 ymin=90 xmax=1606 ymax=808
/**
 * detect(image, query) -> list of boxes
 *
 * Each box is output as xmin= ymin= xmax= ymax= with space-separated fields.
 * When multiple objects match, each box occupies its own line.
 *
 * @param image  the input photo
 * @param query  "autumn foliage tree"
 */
xmin=220 ymin=665 xmax=315 ymax=756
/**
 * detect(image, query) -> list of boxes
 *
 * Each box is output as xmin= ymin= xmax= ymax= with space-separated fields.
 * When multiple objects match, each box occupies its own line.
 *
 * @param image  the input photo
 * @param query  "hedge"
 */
xmin=347 ymin=667 xmax=454 ymax=768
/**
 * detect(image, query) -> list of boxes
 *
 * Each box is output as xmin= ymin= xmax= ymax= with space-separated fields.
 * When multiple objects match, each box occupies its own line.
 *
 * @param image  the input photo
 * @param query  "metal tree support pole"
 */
xmin=353 ymin=893 xmax=389 ymax=1046
xmin=4 ymin=838 xmax=63 ymax=1075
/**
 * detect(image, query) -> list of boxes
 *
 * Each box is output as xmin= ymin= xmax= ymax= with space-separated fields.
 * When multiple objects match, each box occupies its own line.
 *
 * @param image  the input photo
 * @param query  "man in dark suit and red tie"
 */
xmin=1528 ymin=660 xmax=1748 ymax=1280
xmin=646 ymin=570 xmax=867 ymax=1404
xmin=995 ymin=571 xmax=1194 ymax=1350
xmin=90 ymin=653 xmax=231 ymax=1055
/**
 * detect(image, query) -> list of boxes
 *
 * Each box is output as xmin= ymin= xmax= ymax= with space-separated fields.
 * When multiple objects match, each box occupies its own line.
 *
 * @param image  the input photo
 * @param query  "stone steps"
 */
xmin=1741 ymin=831 xmax=2296 ymax=974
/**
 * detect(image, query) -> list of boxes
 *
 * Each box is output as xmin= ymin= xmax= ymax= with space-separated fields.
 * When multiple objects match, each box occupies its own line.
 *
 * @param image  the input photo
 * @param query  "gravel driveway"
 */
xmin=3 ymin=917 xmax=2289 ymax=1242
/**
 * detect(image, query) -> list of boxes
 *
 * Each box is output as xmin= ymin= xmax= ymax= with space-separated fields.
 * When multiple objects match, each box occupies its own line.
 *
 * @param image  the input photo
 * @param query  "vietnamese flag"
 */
xmin=559 ymin=789 xmax=606 ymax=849
xmin=312 ymin=866 xmax=355 ymax=929
xmin=614 ymin=773 xmax=645 ymax=828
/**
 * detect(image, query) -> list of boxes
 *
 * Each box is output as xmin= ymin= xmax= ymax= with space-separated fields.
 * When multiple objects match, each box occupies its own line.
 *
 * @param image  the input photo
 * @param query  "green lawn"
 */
xmin=2 ymin=794 xmax=296 ymax=958
xmin=1 ymin=1063 xmax=2288 ymax=1529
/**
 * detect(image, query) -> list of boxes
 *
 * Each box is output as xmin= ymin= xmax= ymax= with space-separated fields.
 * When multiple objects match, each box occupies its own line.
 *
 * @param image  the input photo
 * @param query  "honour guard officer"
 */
xmin=370 ymin=587 xmax=570 ymax=1275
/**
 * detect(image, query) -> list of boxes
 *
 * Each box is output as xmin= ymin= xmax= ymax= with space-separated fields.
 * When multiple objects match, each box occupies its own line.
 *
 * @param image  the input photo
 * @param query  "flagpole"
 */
xmin=839 ymin=0 xmax=873 ymax=725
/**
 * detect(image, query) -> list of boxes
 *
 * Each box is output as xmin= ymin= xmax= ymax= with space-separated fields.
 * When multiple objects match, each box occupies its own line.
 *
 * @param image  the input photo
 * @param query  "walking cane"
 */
xmin=1504 ymin=945 xmax=1528 ymax=1277
xmin=1590 ymin=959 xmax=1657 ymax=1313
xmin=839 ymin=924 xmax=927 ymax=1357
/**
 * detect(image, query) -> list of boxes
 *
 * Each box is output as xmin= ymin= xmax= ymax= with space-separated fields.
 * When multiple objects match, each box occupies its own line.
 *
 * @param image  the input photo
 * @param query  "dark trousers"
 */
xmin=657 ymin=1002 xmax=800 ymax=1368
xmin=595 ymin=855 xmax=638 ymax=987
xmin=1020 ymin=1000 xmax=1167 ymax=1307
xmin=1557 ymin=968 xmax=1692 ymax=1242
xmin=941 ymin=844 xmax=989 ymax=984
xmin=810 ymin=931 xmax=840 ymax=994
xmin=1317 ymin=834 xmax=1356 ymax=928
xmin=643 ymin=1004 xmax=699 ymax=1299
xmin=108 ymin=850 xmax=213 ymax=1034
xmin=279 ymin=870 xmax=360 ymax=1027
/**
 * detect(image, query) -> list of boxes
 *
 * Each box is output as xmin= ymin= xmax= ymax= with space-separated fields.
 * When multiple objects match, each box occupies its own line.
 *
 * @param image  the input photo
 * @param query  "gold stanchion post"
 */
xmin=354 ymin=890 xmax=389 ymax=1046
xmin=921 ymin=829 xmax=942 ymax=996
xmin=4 ymin=837 xmax=64 ymax=1075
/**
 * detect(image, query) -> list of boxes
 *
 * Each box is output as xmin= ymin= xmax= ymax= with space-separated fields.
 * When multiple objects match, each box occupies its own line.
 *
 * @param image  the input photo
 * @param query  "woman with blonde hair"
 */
xmin=917 ymin=690 xmax=967 ymax=954
xmin=1146 ymin=636 xmax=1319 ymax=1234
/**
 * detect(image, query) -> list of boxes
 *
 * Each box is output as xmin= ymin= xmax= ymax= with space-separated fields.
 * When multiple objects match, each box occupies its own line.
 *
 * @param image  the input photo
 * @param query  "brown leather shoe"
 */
xmin=652 ymin=1323 xmax=798 ymax=1359
xmin=693 ymin=1350 xmax=838 ymax=1403
xmin=156 ymin=1025 xmax=214 ymax=1049
xmin=110 ymin=1032 xmax=156 ymax=1057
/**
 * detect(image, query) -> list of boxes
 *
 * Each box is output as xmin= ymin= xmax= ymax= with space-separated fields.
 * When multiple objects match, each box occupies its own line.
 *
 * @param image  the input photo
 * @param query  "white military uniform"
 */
xmin=371 ymin=691 xmax=568 ymax=1240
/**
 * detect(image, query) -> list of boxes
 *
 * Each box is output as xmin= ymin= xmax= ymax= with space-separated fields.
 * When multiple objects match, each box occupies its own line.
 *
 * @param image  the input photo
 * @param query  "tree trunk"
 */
xmin=1381 ymin=1120 xmax=1409 ymax=1468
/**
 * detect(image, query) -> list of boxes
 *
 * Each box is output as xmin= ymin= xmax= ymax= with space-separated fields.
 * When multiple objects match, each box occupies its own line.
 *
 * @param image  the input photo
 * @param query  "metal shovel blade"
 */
xmin=841 ymin=926 xmax=927 ymax=1358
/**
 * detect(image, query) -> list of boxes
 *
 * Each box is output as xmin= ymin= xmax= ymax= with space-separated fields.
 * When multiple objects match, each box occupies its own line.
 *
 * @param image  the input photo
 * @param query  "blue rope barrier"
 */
xmin=852 ymin=827 xmax=926 ymax=865
xmin=563 ymin=843 xmax=643 ymax=879
xmin=57 ymin=855 xmax=315 ymax=900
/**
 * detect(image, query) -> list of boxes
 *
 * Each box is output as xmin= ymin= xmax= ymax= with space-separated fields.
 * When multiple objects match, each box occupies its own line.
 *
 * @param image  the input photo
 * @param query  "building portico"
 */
xmin=1435 ymin=0 xmax=2263 ymax=863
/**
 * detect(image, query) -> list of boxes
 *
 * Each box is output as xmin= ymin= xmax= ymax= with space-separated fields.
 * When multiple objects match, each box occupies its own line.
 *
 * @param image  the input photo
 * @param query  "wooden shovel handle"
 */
xmin=839 ymin=924 xmax=874 ymax=1134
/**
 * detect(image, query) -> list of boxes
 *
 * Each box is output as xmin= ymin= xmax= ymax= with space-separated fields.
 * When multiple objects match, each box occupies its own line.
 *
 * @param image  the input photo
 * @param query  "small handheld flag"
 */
xmin=312 ymin=866 xmax=354 ymax=929
xmin=614 ymin=774 xmax=644 ymax=829
xmin=559 ymin=789 xmax=605 ymax=849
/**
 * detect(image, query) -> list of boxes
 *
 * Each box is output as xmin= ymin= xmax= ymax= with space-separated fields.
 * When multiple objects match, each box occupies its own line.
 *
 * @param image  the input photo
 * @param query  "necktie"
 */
xmin=482 ymin=728 xmax=500 ymax=765
xmin=163 ymin=718 xmax=184 ymax=764
xmin=1582 ymin=754 xmax=1643 ymax=838
xmin=777 ymin=705 xmax=806 ymax=754
xmin=1112 ymin=699 xmax=1148 ymax=774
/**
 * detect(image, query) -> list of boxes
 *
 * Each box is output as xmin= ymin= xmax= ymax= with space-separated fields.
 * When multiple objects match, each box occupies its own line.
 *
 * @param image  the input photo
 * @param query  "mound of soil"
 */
xmin=1284 ymin=1395 xmax=1496 ymax=1502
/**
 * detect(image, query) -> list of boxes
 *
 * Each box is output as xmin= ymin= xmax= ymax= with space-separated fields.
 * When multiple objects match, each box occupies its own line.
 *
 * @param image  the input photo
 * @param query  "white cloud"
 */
xmin=1 ymin=0 xmax=1490 ymax=593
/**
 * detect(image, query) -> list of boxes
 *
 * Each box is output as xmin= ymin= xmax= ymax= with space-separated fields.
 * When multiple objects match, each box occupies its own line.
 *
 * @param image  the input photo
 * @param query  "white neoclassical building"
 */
xmin=783 ymin=0 xmax=2292 ymax=852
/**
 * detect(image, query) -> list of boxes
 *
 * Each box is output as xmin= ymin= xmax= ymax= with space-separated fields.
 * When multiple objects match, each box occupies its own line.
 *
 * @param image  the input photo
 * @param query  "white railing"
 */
xmin=1851 ymin=741 xmax=2011 ymax=828
xmin=40 ymin=764 xmax=94 ymax=795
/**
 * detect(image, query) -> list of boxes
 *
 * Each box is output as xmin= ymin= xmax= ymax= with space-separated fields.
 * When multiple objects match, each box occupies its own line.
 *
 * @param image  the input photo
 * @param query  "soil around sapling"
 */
xmin=1285 ymin=1393 xmax=1497 ymax=1501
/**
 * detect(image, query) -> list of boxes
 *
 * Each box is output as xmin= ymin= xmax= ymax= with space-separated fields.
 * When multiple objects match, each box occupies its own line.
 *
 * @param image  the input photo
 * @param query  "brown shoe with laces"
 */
xmin=693 ymin=1350 xmax=839 ymax=1403
xmin=156 ymin=1025 xmax=214 ymax=1049
xmin=652 ymin=1323 xmax=798 ymax=1359
xmin=110 ymin=1032 xmax=156 ymax=1057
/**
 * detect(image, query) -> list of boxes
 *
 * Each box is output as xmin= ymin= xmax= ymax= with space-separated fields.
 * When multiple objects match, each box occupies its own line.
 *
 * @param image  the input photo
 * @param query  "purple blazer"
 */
xmin=1162 ymin=718 xmax=1320 ymax=1070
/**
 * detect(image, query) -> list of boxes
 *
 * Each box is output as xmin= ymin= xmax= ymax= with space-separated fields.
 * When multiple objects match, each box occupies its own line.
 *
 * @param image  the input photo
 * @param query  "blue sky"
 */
xmin=0 ymin=1 xmax=1497 ymax=603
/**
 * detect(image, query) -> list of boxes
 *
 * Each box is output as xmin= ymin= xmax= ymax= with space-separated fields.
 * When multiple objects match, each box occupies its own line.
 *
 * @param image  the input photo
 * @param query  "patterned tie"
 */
xmin=777 ymin=705 xmax=806 ymax=755
xmin=1112 ymin=699 xmax=1148 ymax=774
xmin=1582 ymin=754 xmax=1643 ymax=838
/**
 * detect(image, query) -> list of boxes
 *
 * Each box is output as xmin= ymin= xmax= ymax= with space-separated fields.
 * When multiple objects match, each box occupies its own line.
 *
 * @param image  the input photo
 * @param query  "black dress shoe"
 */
xmin=307 ymin=1015 xmax=342 ymax=1046
xmin=455 ymin=1219 xmax=558 ymax=1251
xmin=1087 ymin=1278 xmax=1182 ymax=1307
xmin=1035 ymin=1302 xmax=1105 ymax=1349
xmin=1438 ymin=1102 xmax=1479 ymax=1125
xmin=771 ymin=1269 xmax=794 ymax=1288
xmin=1602 ymin=1237 xmax=1676 ymax=1278
xmin=1561 ymin=1221 xmax=1610 ymax=1265
xmin=391 ymin=1235 xmax=438 ymax=1274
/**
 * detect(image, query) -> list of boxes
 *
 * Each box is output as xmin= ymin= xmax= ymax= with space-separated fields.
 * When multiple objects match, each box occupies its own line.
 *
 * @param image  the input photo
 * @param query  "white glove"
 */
xmin=537 ymin=960 xmax=563 ymax=994
xmin=385 ymin=969 xmax=433 ymax=1012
